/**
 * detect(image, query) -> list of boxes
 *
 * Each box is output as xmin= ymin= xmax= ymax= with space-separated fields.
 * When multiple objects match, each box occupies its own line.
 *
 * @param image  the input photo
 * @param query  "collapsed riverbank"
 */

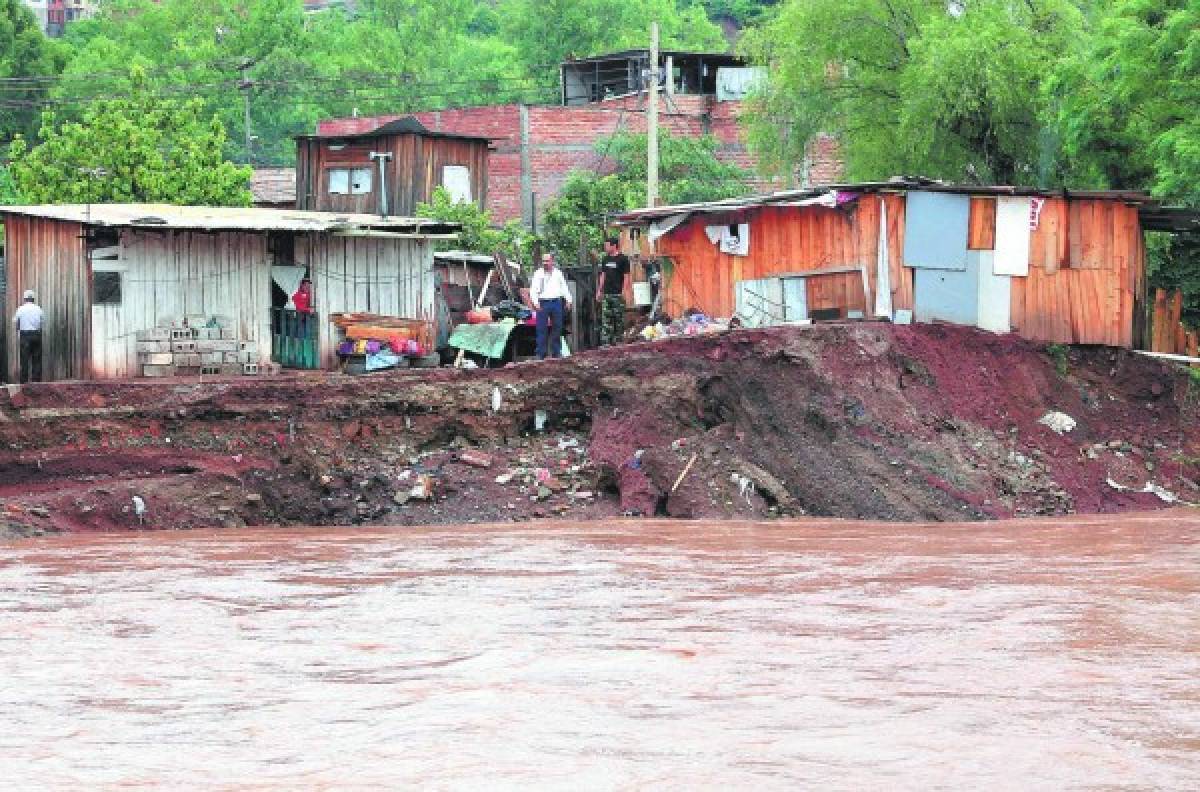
xmin=2 ymin=322 xmax=1197 ymax=538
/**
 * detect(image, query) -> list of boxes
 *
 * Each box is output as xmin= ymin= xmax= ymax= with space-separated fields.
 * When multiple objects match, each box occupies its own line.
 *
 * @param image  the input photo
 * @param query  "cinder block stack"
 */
xmin=136 ymin=316 xmax=271 ymax=378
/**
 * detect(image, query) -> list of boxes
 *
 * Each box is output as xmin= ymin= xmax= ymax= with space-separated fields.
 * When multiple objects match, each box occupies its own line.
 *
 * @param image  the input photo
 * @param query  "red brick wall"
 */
xmin=313 ymin=97 xmax=841 ymax=225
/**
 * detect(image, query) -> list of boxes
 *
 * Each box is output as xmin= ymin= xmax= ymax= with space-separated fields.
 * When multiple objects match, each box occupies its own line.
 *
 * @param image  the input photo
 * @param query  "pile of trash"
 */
xmin=639 ymin=310 xmax=735 ymax=342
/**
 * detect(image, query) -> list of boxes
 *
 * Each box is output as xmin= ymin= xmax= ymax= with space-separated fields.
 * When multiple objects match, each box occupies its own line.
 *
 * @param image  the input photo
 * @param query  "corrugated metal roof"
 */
xmin=0 ymin=204 xmax=460 ymax=234
xmin=296 ymin=115 xmax=493 ymax=143
xmin=612 ymin=180 xmax=1159 ymax=225
xmin=249 ymin=168 xmax=297 ymax=206
xmin=563 ymin=49 xmax=745 ymax=64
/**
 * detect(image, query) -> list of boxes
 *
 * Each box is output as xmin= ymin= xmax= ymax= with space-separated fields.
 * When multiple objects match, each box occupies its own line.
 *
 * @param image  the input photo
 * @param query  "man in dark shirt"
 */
xmin=595 ymin=237 xmax=630 ymax=346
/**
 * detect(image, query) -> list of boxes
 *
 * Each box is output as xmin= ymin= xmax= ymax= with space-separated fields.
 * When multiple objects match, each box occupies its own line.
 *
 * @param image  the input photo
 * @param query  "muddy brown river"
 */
xmin=2 ymin=511 xmax=1199 ymax=789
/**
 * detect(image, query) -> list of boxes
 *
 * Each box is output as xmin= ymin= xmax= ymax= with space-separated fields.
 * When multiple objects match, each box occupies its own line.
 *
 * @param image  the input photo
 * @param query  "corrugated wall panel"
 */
xmin=3 ymin=215 xmax=88 ymax=381
xmin=654 ymin=196 xmax=912 ymax=321
xmin=301 ymin=234 xmax=435 ymax=369
xmin=1008 ymin=199 xmax=1142 ymax=347
xmin=88 ymin=229 xmax=271 ymax=379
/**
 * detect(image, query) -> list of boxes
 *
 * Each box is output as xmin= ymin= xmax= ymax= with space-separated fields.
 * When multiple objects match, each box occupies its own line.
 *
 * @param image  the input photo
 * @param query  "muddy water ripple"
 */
xmin=2 ymin=512 xmax=1199 ymax=789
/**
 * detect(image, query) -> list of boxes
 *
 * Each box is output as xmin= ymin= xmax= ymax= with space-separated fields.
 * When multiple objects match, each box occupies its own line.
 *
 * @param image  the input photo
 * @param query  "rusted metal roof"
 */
xmin=295 ymin=115 xmax=493 ymax=144
xmin=612 ymin=180 xmax=1159 ymax=225
xmin=0 ymin=204 xmax=460 ymax=235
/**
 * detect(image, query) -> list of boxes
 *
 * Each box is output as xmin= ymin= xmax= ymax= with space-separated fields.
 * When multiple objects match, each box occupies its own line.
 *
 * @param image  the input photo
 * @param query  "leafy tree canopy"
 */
xmin=0 ymin=0 xmax=65 ymax=143
xmin=740 ymin=0 xmax=1083 ymax=185
xmin=9 ymin=73 xmax=252 ymax=206
xmin=500 ymin=0 xmax=727 ymax=92
xmin=542 ymin=129 xmax=750 ymax=259
xmin=1048 ymin=0 xmax=1200 ymax=204
xmin=416 ymin=186 xmax=530 ymax=259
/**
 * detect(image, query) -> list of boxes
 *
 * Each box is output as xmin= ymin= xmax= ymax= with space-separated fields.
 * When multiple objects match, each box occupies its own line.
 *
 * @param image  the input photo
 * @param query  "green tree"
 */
xmin=500 ymin=0 xmax=728 ymax=92
xmin=416 ymin=186 xmax=529 ymax=257
xmin=741 ymin=0 xmax=1083 ymax=185
xmin=0 ymin=163 xmax=22 ymax=204
xmin=1048 ymin=0 xmax=1200 ymax=204
xmin=0 ymin=0 xmax=64 ymax=143
xmin=541 ymin=128 xmax=750 ymax=259
xmin=9 ymin=79 xmax=252 ymax=205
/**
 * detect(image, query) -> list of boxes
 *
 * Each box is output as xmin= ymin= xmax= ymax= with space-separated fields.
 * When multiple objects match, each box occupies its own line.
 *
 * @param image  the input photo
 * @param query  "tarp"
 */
xmin=448 ymin=319 xmax=517 ymax=359
xmin=994 ymin=196 xmax=1033 ymax=276
xmin=902 ymin=191 xmax=970 ymax=271
xmin=715 ymin=67 xmax=765 ymax=101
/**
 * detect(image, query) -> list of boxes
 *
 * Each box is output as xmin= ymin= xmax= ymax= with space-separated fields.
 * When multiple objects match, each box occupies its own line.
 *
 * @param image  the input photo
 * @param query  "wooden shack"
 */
xmin=615 ymin=183 xmax=1158 ymax=348
xmin=295 ymin=116 xmax=491 ymax=216
xmin=0 ymin=204 xmax=457 ymax=381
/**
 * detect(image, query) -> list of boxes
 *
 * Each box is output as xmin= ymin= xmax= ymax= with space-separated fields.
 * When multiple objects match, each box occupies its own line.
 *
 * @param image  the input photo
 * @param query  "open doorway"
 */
xmin=268 ymin=232 xmax=317 ymax=369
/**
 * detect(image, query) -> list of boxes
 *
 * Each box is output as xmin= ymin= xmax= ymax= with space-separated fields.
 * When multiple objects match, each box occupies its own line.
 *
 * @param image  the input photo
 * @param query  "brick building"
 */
xmin=315 ymin=49 xmax=844 ymax=228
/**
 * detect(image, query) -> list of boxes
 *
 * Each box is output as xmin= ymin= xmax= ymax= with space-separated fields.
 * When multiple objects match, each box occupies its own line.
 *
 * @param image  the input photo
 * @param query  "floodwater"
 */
xmin=2 ymin=512 xmax=1199 ymax=790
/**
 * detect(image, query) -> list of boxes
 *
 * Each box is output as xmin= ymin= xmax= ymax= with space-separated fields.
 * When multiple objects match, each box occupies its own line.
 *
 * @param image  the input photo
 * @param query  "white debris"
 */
xmin=534 ymin=410 xmax=547 ymax=431
xmin=1038 ymin=411 xmax=1077 ymax=434
xmin=491 ymin=387 xmax=502 ymax=413
xmin=1106 ymin=478 xmax=1197 ymax=505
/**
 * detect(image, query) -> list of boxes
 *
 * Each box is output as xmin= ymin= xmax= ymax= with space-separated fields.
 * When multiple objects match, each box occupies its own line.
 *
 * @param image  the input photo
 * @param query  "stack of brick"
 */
xmin=135 ymin=316 xmax=264 ymax=378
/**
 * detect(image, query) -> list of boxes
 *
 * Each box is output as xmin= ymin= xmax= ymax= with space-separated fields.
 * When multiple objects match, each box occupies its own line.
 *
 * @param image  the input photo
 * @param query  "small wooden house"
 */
xmin=615 ymin=182 xmax=1169 ymax=348
xmin=295 ymin=116 xmax=491 ymax=216
xmin=1 ymin=204 xmax=457 ymax=381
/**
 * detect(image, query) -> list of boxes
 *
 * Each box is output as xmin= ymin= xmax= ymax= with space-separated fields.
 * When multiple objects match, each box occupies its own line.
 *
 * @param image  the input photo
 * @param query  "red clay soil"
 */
xmin=1 ymin=322 xmax=1197 ymax=538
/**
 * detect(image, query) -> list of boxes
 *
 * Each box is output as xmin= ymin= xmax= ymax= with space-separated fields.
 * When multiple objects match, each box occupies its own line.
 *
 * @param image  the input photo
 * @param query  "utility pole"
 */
xmin=647 ymin=21 xmax=660 ymax=208
xmin=239 ymin=60 xmax=253 ymax=164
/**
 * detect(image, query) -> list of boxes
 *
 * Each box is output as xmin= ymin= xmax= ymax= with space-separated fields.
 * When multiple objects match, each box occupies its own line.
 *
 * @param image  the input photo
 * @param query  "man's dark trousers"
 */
xmin=19 ymin=330 xmax=42 ymax=383
xmin=535 ymin=298 xmax=565 ymax=359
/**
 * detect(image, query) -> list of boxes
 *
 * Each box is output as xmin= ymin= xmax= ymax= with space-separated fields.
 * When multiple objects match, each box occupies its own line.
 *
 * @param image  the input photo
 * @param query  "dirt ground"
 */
xmin=2 ymin=322 xmax=1198 ymax=538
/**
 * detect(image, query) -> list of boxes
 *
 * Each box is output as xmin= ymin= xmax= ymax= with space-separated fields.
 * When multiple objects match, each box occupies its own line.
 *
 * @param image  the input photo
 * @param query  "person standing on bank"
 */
xmin=13 ymin=289 xmax=44 ymax=383
xmin=595 ymin=237 xmax=630 ymax=346
xmin=531 ymin=252 xmax=572 ymax=360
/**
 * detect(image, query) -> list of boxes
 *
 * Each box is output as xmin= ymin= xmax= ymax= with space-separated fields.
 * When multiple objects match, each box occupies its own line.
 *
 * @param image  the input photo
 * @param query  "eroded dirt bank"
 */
xmin=2 ymin=322 xmax=1198 ymax=537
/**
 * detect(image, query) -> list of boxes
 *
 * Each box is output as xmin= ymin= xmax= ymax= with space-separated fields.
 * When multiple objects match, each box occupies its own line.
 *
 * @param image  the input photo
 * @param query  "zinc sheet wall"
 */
xmin=297 ymin=233 xmax=435 ymax=369
xmin=90 ymin=229 xmax=272 ymax=379
xmin=3 ymin=215 xmax=89 ymax=382
xmin=653 ymin=195 xmax=912 ymax=320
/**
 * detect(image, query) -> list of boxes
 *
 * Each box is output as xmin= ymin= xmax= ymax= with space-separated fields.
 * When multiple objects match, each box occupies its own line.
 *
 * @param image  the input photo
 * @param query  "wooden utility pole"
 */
xmin=647 ymin=21 xmax=659 ymax=208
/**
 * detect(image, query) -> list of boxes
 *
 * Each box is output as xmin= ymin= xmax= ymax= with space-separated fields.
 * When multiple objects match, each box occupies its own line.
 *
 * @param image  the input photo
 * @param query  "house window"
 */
xmin=328 ymin=168 xmax=349 ymax=195
xmin=327 ymin=167 xmax=372 ymax=195
xmin=442 ymin=165 xmax=472 ymax=204
xmin=93 ymin=271 xmax=122 ymax=305
xmin=350 ymin=167 xmax=373 ymax=195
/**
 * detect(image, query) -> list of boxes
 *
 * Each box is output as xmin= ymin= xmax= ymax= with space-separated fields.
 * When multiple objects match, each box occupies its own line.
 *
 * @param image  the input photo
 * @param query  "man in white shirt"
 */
xmin=530 ymin=252 xmax=572 ymax=359
xmin=13 ymin=290 xmax=44 ymax=383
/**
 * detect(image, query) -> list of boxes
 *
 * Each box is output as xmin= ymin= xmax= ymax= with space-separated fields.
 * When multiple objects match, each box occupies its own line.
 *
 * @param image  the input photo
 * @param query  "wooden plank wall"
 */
xmin=90 ymin=229 xmax=273 ymax=379
xmin=296 ymin=134 xmax=489 ymax=216
xmin=968 ymin=197 xmax=996 ymax=249
xmin=298 ymin=233 xmax=435 ymax=369
xmin=1009 ymin=198 xmax=1144 ymax=347
xmin=653 ymin=194 xmax=912 ymax=319
xmin=3 ymin=215 xmax=89 ymax=381
xmin=1148 ymin=288 xmax=1199 ymax=356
